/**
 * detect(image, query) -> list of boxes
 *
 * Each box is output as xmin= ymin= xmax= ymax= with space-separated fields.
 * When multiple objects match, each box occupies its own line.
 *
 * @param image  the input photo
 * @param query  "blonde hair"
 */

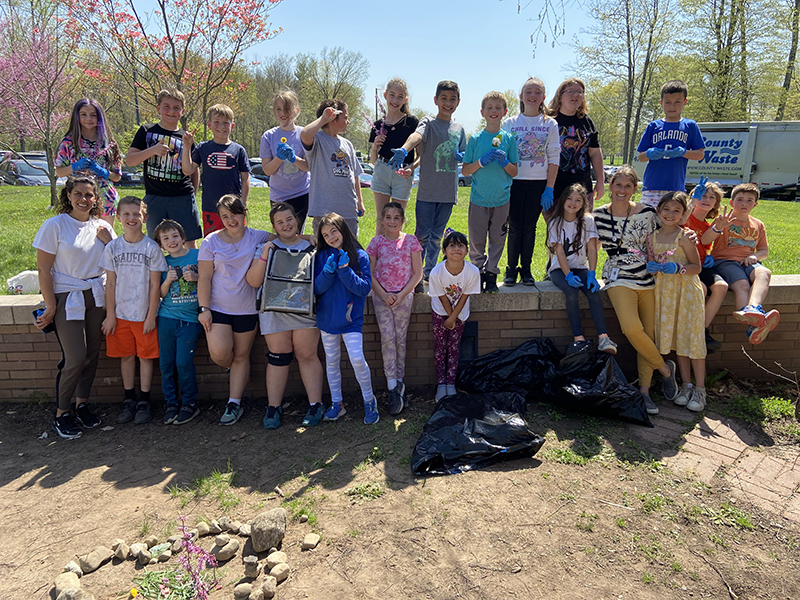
xmin=273 ymin=90 xmax=299 ymax=115
xmin=207 ymin=103 xmax=234 ymax=122
xmin=548 ymin=78 xmax=588 ymax=118
xmin=157 ymin=88 xmax=185 ymax=108
xmin=519 ymin=77 xmax=547 ymax=116
xmin=701 ymin=182 xmax=724 ymax=220
xmin=385 ymin=78 xmax=410 ymax=114
xmin=481 ymin=91 xmax=507 ymax=111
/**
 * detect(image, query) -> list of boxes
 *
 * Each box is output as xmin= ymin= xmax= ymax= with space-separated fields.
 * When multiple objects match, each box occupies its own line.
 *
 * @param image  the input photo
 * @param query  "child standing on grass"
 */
xmin=154 ymin=219 xmax=203 ymax=426
xmin=314 ymin=213 xmax=379 ymax=425
xmin=260 ymin=91 xmax=310 ymax=231
xmin=100 ymin=197 xmax=167 ymax=425
xmin=547 ymin=184 xmax=617 ymax=354
xmin=367 ymin=202 xmax=423 ymax=415
xmin=647 ymin=192 xmax=707 ymax=411
xmin=369 ymin=78 xmax=419 ymax=233
xmin=461 ymin=91 xmax=519 ymax=293
xmin=428 ymin=230 xmax=481 ymax=401
xmin=502 ymin=77 xmax=560 ymax=286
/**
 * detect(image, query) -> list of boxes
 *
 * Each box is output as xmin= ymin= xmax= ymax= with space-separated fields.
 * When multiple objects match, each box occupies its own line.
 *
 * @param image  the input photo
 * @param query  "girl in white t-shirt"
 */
xmin=547 ymin=184 xmax=617 ymax=354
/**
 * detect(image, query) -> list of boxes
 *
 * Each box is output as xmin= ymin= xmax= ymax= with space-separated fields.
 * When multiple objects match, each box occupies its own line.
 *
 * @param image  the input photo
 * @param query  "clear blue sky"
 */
xmin=247 ymin=0 xmax=592 ymax=132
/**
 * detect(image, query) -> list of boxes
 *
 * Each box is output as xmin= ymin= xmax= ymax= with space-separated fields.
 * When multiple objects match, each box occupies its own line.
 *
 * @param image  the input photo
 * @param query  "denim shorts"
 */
xmin=713 ymin=259 xmax=764 ymax=284
xmin=370 ymin=159 xmax=414 ymax=200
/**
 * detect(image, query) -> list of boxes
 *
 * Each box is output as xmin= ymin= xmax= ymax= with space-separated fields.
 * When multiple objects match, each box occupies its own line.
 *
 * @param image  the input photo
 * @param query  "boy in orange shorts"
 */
xmin=101 ymin=196 xmax=167 ymax=423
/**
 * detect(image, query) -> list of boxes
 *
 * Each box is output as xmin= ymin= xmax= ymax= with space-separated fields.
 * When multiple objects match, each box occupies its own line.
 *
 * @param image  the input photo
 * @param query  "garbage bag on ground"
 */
xmin=457 ymin=338 xmax=653 ymax=427
xmin=411 ymin=391 xmax=545 ymax=476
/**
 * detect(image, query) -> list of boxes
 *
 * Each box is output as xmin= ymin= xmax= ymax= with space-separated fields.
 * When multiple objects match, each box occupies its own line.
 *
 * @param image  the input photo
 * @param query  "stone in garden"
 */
xmin=229 ymin=520 xmax=242 ymax=534
xmin=196 ymin=521 xmax=211 ymax=536
xmin=129 ymin=543 xmax=148 ymax=558
xmin=171 ymin=538 xmax=183 ymax=553
xmin=248 ymin=588 xmax=264 ymax=600
xmin=137 ymin=549 xmax=152 ymax=565
xmin=79 ymin=546 xmax=113 ymax=573
xmin=209 ymin=519 xmax=223 ymax=534
xmin=299 ymin=514 xmax=308 ymax=523
xmin=268 ymin=547 xmax=277 ymax=555
xmin=113 ymin=542 xmax=129 ymax=561
xmin=56 ymin=590 xmax=95 ymax=600
xmin=218 ymin=516 xmax=233 ymax=531
xmin=144 ymin=535 xmax=158 ymax=548
xmin=301 ymin=533 xmax=320 ymax=550
xmin=261 ymin=577 xmax=277 ymax=598
xmin=63 ymin=561 xmax=82 ymax=577
xmin=148 ymin=557 xmax=157 ymax=565
xmin=265 ymin=551 xmax=287 ymax=570
xmin=250 ymin=508 xmax=287 ymax=552
xmin=214 ymin=533 xmax=230 ymax=546
xmin=243 ymin=555 xmax=260 ymax=578
xmin=238 ymin=523 xmax=251 ymax=537
xmin=189 ymin=528 xmax=198 ymax=539
xmin=158 ymin=550 xmax=172 ymax=562
xmin=233 ymin=582 xmax=252 ymax=599
xmin=54 ymin=572 xmax=80 ymax=595
xmin=213 ymin=538 xmax=240 ymax=561
xmin=269 ymin=562 xmax=290 ymax=582
xmin=110 ymin=539 xmax=126 ymax=552
xmin=167 ymin=535 xmax=179 ymax=543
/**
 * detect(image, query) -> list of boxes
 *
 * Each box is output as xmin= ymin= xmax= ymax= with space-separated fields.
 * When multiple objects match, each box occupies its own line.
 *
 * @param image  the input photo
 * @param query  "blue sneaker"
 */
xmin=301 ymin=403 xmax=324 ymax=427
xmin=263 ymin=405 xmax=282 ymax=429
xmin=324 ymin=402 xmax=346 ymax=421
xmin=733 ymin=305 xmax=766 ymax=327
xmin=220 ymin=402 xmax=243 ymax=425
xmin=363 ymin=397 xmax=380 ymax=425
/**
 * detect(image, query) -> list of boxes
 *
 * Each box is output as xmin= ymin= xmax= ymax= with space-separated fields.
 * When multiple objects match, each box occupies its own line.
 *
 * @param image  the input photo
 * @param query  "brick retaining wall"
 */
xmin=2 ymin=275 xmax=798 ymax=404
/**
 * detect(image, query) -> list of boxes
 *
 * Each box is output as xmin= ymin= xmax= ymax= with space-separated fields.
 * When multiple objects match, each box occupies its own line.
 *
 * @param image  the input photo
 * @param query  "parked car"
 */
xmin=117 ymin=166 xmax=143 ymax=187
xmin=358 ymin=159 xmax=373 ymax=175
xmin=358 ymin=173 xmax=372 ymax=188
xmin=249 ymin=158 xmax=270 ymax=184
xmin=250 ymin=177 xmax=267 ymax=188
xmin=0 ymin=159 xmax=65 ymax=186
xmin=457 ymin=165 xmax=472 ymax=187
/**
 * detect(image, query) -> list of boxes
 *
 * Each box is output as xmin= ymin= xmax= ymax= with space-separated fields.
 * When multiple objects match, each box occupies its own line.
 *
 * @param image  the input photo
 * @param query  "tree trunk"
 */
xmin=776 ymin=0 xmax=800 ymax=120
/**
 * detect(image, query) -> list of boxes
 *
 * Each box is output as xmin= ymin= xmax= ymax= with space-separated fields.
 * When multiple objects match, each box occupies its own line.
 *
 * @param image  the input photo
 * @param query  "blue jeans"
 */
xmin=550 ymin=268 xmax=608 ymax=337
xmin=415 ymin=201 xmax=454 ymax=277
xmin=158 ymin=316 xmax=203 ymax=407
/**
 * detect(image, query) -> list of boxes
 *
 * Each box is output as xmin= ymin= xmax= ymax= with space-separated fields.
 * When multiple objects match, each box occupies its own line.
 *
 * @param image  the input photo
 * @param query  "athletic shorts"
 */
xmin=210 ymin=310 xmax=258 ymax=333
xmin=106 ymin=318 xmax=159 ymax=359
xmin=713 ymin=259 xmax=765 ymax=285
xmin=144 ymin=193 xmax=202 ymax=242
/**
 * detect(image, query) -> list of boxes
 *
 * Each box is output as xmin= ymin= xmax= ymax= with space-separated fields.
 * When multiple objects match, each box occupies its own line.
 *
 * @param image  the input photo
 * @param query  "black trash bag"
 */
xmin=411 ymin=391 xmax=545 ymax=477
xmin=457 ymin=337 xmax=653 ymax=427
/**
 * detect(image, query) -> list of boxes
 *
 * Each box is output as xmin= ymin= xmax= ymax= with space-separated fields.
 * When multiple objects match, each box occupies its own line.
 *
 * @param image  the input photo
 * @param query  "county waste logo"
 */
xmin=699 ymin=136 xmax=743 ymax=165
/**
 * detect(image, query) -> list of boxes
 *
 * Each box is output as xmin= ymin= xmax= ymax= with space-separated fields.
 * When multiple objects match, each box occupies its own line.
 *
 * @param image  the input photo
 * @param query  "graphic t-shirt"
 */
xmin=33 ymin=214 xmax=116 ymax=284
xmin=463 ymin=129 xmax=519 ymax=207
xmin=369 ymin=114 xmax=419 ymax=165
xmin=130 ymin=123 xmax=195 ymax=196
xmin=260 ymin=126 xmax=309 ymax=202
xmin=55 ymin=136 xmax=122 ymax=208
xmin=553 ymin=113 xmax=600 ymax=196
xmin=416 ymin=117 xmax=466 ymax=204
xmin=428 ymin=260 xmax=481 ymax=320
xmin=637 ymin=118 xmax=704 ymax=192
xmin=304 ymin=131 xmax=363 ymax=219
xmin=366 ymin=232 xmax=423 ymax=292
xmin=158 ymin=249 xmax=199 ymax=323
xmin=191 ymin=141 xmax=249 ymax=212
xmin=710 ymin=215 xmax=768 ymax=262
xmin=547 ymin=215 xmax=599 ymax=273
xmin=100 ymin=235 xmax=167 ymax=322
xmin=593 ymin=205 xmax=658 ymax=290
xmin=502 ymin=113 xmax=560 ymax=180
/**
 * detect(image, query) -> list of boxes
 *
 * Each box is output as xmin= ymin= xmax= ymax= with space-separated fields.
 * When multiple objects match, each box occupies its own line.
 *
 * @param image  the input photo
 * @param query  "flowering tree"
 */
xmin=68 ymin=0 xmax=283 ymax=136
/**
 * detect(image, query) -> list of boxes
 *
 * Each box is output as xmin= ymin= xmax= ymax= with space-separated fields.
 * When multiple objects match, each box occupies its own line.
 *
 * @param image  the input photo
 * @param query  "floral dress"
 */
xmin=651 ymin=230 xmax=706 ymax=359
xmin=55 ymin=135 xmax=122 ymax=217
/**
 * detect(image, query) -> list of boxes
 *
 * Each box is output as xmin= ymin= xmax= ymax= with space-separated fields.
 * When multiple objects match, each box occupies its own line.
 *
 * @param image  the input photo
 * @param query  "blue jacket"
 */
xmin=314 ymin=248 xmax=371 ymax=334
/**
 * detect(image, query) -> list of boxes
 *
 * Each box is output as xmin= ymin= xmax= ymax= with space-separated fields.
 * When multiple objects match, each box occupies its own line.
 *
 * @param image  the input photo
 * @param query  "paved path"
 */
xmin=631 ymin=402 xmax=800 ymax=523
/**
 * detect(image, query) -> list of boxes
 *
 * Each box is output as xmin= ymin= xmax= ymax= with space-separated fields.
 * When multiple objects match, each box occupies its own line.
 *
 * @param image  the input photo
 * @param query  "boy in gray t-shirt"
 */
xmin=300 ymin=99 xmax=364 ymax=238
xmin=389 ymin=81 xmax=466 ymax=280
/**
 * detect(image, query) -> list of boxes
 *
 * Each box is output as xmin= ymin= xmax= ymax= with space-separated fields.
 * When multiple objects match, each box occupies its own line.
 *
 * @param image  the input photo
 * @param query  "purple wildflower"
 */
xmin=177 ymin=516 xmax=218 ymax=600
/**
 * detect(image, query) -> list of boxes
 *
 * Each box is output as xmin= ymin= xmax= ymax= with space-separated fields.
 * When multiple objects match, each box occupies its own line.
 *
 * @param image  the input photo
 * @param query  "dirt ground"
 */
xmin=2 ymin=385 xmax=799 ymax=600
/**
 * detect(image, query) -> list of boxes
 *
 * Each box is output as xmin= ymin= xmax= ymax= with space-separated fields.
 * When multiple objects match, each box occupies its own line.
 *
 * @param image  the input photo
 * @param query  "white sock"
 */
xmin=228 ymin=398 xmax=241 ymax=406
xmin=387 ymin=378 xmax=397 ymax=390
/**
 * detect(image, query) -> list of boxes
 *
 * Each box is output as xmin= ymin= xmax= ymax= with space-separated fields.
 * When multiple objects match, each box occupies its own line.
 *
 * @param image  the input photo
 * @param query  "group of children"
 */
xmin=37 ymin=75 xmax=780 ymax=438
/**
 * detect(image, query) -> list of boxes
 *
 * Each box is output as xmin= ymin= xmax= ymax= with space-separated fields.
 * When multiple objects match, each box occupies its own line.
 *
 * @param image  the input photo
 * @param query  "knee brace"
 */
xmin=267 ymin=351 xmax=294 ymax=366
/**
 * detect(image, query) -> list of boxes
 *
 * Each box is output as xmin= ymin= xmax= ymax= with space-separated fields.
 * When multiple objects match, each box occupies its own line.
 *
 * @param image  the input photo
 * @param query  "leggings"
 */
xmin=373 ymin=292 xmax=414 ymax=381
xmin=550 ymin=268 xmax=608 ymax=337
xmin=52 ymin=290 xmax=106 ymax=411
xmin=606 ymin=286 xmax=665 ymax=388
xmin=320 ymin=331 xmax=373 ymax=404
xmin=432 ymin=312 xmax=465 ymax=385
xmin=506 ymin=179 xmax=545 ymax=272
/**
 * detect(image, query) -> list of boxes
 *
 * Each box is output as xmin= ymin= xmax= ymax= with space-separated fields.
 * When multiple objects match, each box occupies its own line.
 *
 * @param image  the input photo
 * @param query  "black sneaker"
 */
xmin=705 ymin=328 xmax=722 ymax=352
xmin=484 ymin=272 xmax=499 ymax=293
xmin=74 ymin=403 xmax=100 ymax=428
xmin=163 ymin=405 xmax=179 ymax=425
xmin=520 ymin=269 xmax=535 ymax=286
xmin=503 ymin=267 xmax=518 ymax=287
xmin=134 ymin=400 xmax=152 ymax=424
xmin=479 ymin=271 xmax=487 ymax=292
xmin=661 ymin=359 xmax=679 ymax=401
xmin=414 ymin=281 xmax=425 ymax=294
xmin=117 ymin=400 xmax=137 ymax=424
xmin=53 ymin=413 xmax=82 ymax=439
xmin=388 ymin=384 xmax=405 ymax=416
xmin=174 ymin=404 xmax=200 ymax=425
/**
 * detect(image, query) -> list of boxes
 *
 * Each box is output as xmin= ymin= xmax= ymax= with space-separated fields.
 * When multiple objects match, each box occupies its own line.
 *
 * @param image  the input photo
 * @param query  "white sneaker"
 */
xmin=446 ymin=384 xmax=457 ymax=396
xmin=687 ymin=387 xmax=707 ymax=412
xmin=598 ymin=336 xmax=618 ymax=354
xmin=435 ymin=384 xmax=448 ymax=401
xmin=674 ymin=383 xmax=693 ymax=407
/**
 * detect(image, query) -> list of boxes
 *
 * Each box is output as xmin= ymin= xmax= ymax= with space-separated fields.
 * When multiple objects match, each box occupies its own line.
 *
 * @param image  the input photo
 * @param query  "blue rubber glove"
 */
xmin=703 ymin=255 xmax=715 ymax=268
xmin=646 ymin=147 xmax=666 ymax=160
xmin=88 ymin=160 xmax=110 ymax=180
xmin=665 ymin=146 xmax=686 ymax=159
xmin=586 ymin=270 xmax=600 ymax=293
xmin=337 ymin=249 xmax=349 ymax=269
xmin=661 ymin=262 xmax=680 ymax=274
xmin=565 ymin=272 xmax=584 ymax=288
xmin=646 ymin=261 xmax=663 ymax=274
xmin=479 ymin=150 xmax=495 ymax=167
xmin=323 ymin=253 xmax=337 ymax=274
xmin=388 ymin=147 xmax=407 ymax=170
xmin=490 ymin=149 xmax=509 ymax=167
xmin=454 ymin=149 xmax=465 ymax=162
xmin=276 ymin=142 xmax=296 ymax=163
xmin=541 ymin=186 xmax=554 ymax=211
xmin=691 ymin=174 xmax=709 ymax=200
xmin=71 ymin=157 xmax=91 ymax=172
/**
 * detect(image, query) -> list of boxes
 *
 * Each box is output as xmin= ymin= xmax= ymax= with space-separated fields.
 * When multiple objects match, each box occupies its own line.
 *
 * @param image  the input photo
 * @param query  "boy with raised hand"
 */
xmin=181 ymin=103 xmax=250 ymax=236
xmin=300 ymin=99 xmax=365 ymax=237
xmin=461 ymin=92 xmax=519 ymax=293
xmin=127 ymin=89 xmax=202 ymax=246
xmin=388 ymin=81 xmax=466 ymax=288
xmin=708 ymin=183 xmax=779 ymax=345
xmin=100 ymin=197 xmax=167 ymax=425
xmin=636 ymin=80 xmax=705 ymax=209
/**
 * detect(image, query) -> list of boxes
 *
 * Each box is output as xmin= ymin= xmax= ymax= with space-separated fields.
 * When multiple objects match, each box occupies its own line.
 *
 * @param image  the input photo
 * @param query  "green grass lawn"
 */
xmin=2 ymin=185 xmax=799 ymax=294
